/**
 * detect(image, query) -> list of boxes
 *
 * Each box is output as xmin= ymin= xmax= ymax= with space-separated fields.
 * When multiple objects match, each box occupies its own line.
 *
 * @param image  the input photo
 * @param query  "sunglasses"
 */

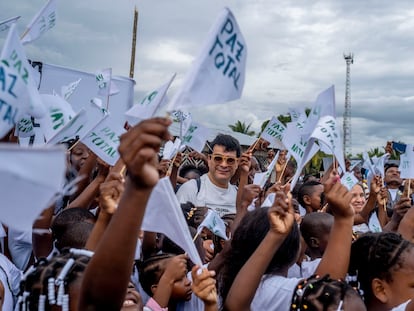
xmin=210 ymin=154 xmax=238 ymax=165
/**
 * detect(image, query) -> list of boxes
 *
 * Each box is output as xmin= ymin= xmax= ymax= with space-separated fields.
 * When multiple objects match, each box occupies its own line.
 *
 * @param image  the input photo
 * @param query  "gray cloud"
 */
xmin=2 ymin=0 xmax=414 ymax=155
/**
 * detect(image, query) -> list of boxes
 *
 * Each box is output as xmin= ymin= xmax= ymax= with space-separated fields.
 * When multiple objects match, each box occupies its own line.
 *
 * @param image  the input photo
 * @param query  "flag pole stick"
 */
xmin=129 ymin=7 xmax=139 ymax=79
xmin=277 ymin=156 xmax=290 ymax=183
xmin=20 ymin=27 xmax=30 ymax=40
xmin=166 ymin=152 xmax=179 ymax=177
xmin=248 ymin=138 xmax=260 ymax=152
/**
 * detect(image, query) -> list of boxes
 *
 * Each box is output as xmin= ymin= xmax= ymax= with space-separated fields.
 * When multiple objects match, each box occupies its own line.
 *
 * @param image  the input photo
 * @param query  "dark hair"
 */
xmin=55 ymin=222 xmax=94 ymax=251
xmin=51 ymin=208 xmax=96 ymax=242
xmin=297 ymin=181 xmax=322 ymax=208
xmin=384 ymin=163 xmax=399 ymax=174
xmin=218 ymin=207 xmax=300 ymax=302
xmin=349 ymin=232 xmax=413 ymax=303
xmin=291 ymin=274 xmax=361 ymax=311
xmin=209 ymin=134 xmax=241 ymax=157
xmin=137 ymin=253 xmax=174 ymax=297
xmin=16 ymin=248 xmax=93 ymax=311
xmin=179 ymin=164 xmax=207 ymax=179
xmin=300 ymin=213 xmax=333 ymax=248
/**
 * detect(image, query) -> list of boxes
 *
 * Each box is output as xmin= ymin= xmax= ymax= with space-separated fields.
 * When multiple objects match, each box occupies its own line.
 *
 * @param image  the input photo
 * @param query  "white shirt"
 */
xmin=391 ymin=300 xmax=411 ymax=310
xmin=288 ymin=258 xmax=321 ymax=279
xmin=251 ymin=275 xmax=301 ymax=311
xmin=0 ymin=253 xmax=21 ymax=310
xmin=176 ymin=174 xmax=237 ymax=217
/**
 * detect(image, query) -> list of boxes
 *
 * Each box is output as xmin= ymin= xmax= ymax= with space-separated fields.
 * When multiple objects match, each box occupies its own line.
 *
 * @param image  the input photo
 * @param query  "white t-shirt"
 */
xmin=287 ymin=258 xmax=321 ymax=279
xmin=391 ymin=300 xmax=411 ymax=310
xmin=176 ymin=174 xmax=237 ymax=217
xmin=7 ymin=227 xmax=33 ymax=270
xmin=251 ymin=275 xmax=301 ymax=311
xmin=0 ymin=253 xmax=22 ymax=310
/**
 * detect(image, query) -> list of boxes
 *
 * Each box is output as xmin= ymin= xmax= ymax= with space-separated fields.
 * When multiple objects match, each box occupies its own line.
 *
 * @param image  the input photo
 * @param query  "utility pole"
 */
xmin=129 ymin=7 xmax=138 ymax=79
xmin=343 ymin=53 xmax=354 ymax=157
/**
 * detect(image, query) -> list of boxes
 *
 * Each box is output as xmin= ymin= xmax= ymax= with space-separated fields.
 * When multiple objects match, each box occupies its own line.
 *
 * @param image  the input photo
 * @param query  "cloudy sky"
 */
xmin=2 ymin=0 xmax=414 ymax=155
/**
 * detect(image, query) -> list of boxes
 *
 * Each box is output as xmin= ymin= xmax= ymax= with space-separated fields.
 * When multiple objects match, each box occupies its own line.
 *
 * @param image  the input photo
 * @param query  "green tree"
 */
xmin=228 ymin=120 xmax=256 ymax=136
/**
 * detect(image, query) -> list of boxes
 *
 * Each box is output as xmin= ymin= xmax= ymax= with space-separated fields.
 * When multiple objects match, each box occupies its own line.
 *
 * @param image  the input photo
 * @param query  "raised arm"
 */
xmin=84 ymin=171 xmax=124 ymax=251
xmin=78 ymin=117 xmax=172 ymax=310
xmin=315 ymin=173 xmax=354 ymax=280
xmin=356 ymin=175 xmax=381 ymax=224
xmin=224 ymin=188 xmax=295 ymax=311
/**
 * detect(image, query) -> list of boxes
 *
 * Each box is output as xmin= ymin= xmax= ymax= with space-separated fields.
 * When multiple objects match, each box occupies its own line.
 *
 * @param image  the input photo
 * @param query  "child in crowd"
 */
xmin=221 ymin=173 xmax=359 ymax=310
xmin=349 ymin=232 xmax=414 ymax=311
xmin=138 ymin=253 xmax=192 ymax=310
xmin=288 ymin=212 xmax=333 ymax=279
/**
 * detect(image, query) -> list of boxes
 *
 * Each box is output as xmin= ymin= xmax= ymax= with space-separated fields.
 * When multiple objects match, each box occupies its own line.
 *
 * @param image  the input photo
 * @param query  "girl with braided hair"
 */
xmin=16 ymin=248 xmax=93 ymax=311
xmin=349 ymin=232 xmax=414 ymax=311
xmin=290 ymin=274 xmax=365 ymax=311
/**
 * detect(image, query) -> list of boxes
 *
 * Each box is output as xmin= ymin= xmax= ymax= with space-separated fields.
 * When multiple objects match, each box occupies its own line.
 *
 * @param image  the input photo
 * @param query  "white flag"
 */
xmin=283 ymin=122 xmax=319 ymax=189
xmin=341 ymin=171 xmax=359 ymax=191
xmin=1 ymin=24 xmax=46 ymax=118
xmin=302 ymin=85 xmax=336 ymax=139
xmin=167 ymin=7 xmax=246 ymax=112
xmin=362 ymin=152 xmax=376 ymax=176
xmin=253 ymin=151 xmax=279 ymax=188
xmin=0 ymin=144 xmax=66 ymax=231
xmin=95 ymin=68 xmax=120 ymax=97
xmin=0 ymin=63 xmax=30 ymax=138
xmin=37 ymin=94 xmax=76 ymax=142
xmin=47 ymin=108 xmax=88 ymax=144
xmin=0 ymin=16 xmax=20 ymax=33
xmin=372 ymin=153 xmax=389 ymax=178
xmin=162 ymin=138 xmax=182 ymax=160
xmin=260 ymin=116 xmax=286 ymax=150
xmin=15 ymin=115 xmax=35 ymax=138
xmin=288 ymin=107 xmax=305 ymax=123
xmin=21 ymin=0 xmax=57 ymax=44
xmin=182 ymin=122 xmax=211 ymax=153
xmin=81 ymin=114 xmax=125 ymax=166
xmin=143 ymin=177 xmax=202 ymax=265
xmin=399 ymin=145 xmax=414 ymax=179
xmin=196 ymin=209 xmax=228 ymax=240
xmin=310 ymin=116 xmax=346 ymax=173
xmin=125 ymin=74 xmax=176 ymax=126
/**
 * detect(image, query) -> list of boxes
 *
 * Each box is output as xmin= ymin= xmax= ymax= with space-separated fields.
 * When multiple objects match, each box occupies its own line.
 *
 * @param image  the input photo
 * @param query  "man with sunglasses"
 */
xmin=176 ymin=134 xmax=241 ymax=217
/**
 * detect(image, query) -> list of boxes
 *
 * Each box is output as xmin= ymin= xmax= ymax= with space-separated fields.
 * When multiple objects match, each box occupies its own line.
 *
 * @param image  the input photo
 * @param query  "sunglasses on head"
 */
xmin=210 ymin=154 xmax=238 ymax=165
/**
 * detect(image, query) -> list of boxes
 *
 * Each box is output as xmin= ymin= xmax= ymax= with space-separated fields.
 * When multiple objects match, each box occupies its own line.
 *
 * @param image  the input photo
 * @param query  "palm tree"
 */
xmin=228 ymin=120 xmax=256 ymax=136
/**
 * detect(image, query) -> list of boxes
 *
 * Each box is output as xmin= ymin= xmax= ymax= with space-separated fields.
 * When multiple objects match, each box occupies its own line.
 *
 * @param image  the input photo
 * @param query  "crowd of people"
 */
xmin=1 ymin=118 xmax=414 ymax=311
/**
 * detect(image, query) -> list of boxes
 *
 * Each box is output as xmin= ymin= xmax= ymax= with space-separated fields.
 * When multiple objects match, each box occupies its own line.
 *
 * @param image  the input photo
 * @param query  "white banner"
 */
xmin=167 ymin=7 xmax=246 ymax=112
xmin=38 ymin=62 xmax=134 ymax=129
xmin=21 ymin=0 xmax=57 ymax=44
